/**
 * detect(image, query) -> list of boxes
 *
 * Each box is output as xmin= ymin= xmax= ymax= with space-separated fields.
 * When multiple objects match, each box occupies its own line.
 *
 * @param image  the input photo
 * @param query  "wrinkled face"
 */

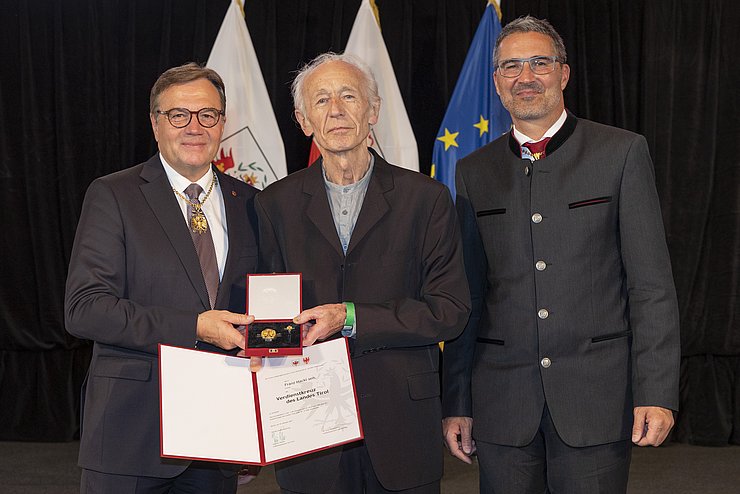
xmin=295 ymin=61 xmax=379 ymax=156
xmin=494 ymin=32 xmax=570 ymax=124
xmin=150 ymin=78 xmax=225 ymax=181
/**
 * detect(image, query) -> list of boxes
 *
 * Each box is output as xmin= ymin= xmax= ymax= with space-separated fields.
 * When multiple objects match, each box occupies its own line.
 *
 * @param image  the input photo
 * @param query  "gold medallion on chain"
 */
xmin=173 ymin=172 xmax=218 ymax=235
xmin=190 ymin=207 xmax=209 ymax=234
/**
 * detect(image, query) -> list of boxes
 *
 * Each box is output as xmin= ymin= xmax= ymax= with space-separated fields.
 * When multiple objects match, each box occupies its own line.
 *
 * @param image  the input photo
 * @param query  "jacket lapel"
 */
xmin=139 ymin=155 xmax=211 ymax=310
xmin=217 ymin=171 xmax=249 ymax=308
xmin=303 ymin=162 xmax=345 ymax=257
xmin=346 ymin=152 xmax=391 ymax=256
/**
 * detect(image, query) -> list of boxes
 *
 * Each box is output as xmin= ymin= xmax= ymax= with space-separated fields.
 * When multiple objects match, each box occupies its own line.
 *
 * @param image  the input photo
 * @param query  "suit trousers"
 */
xmin=475 ymin=405 xmax=631 ymax=494
xmin=80 ymin=462 xmax=237 ymax=494
xmin=280 ymin=442 xmax=440 ymax=494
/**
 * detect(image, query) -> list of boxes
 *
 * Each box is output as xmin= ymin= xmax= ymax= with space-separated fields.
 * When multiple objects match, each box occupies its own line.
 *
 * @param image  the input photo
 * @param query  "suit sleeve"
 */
xmin=64 ymin=179 xmax=197 ymax=354
xmin=352 ymin=185 xmax=471 ymax=354
xmin=441 ymin=163 xmax=488 ymax=418
xmin=619 ymin=136 xmax=680 ymax=410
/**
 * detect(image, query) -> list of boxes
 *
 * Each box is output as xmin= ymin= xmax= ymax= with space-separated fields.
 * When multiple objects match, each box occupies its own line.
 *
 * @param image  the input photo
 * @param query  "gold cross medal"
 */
xmin=190 ymin=207 xmax=209 ymax=234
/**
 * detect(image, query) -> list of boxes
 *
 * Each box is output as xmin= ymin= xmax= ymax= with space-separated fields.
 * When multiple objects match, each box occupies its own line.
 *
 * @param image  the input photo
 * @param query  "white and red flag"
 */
xmin=207 ymin=0 xmax=286 ymax=188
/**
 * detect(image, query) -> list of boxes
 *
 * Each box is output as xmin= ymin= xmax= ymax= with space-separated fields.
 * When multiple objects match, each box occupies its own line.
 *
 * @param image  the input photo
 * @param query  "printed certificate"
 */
xmin=256 ymin=339 xmax=362 ymax=462
xmin=159 ymin=338 xmax=362 ymax=465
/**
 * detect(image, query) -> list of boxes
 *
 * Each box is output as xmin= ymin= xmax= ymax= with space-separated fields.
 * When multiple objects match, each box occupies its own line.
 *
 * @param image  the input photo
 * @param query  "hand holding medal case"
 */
xmin=245 ymin=273 xmax=302 ymax=356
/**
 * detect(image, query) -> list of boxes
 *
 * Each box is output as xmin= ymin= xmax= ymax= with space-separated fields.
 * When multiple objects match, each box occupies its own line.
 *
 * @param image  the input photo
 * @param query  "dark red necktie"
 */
xmin=522 ymin=137 xmax=551 ymax=160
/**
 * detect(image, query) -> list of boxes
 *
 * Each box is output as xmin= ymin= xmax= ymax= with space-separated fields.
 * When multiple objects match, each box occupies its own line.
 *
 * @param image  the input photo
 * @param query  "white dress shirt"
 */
xmin=159 ymin=154 xmax=228 ymax=280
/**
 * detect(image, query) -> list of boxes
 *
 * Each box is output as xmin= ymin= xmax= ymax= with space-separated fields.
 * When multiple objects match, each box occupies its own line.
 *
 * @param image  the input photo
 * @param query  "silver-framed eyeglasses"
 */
xmin=496 ymin=56 xmax=564 ymax=78
xmin=155 ymin=107 xmax=224 ymax=128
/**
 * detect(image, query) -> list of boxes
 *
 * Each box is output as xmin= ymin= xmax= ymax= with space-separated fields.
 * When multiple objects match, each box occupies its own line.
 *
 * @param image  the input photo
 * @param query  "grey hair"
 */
xmin=150 ymin=62 xmax=226 ymax=114
xmin=291 ymin=52 xmax=380 ymax=116
xmin=493 ymin=15 xmax=567 ymax=66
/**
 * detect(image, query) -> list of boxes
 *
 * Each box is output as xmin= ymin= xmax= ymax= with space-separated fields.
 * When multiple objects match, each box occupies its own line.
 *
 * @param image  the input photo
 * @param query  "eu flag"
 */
xmin=431 ymin=1 xmax=510 ymax=199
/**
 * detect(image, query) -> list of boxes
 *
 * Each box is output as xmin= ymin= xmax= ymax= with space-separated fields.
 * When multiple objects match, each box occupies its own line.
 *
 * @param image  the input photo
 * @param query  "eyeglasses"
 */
xmin=155 ymin=107 xmax=224 ymax=128
xmin=496 ymin=56 xmax=563 ymax=78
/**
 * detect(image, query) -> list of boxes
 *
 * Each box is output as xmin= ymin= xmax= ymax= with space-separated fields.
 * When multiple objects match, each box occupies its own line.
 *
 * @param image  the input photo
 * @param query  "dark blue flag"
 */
xmin=431 ymin=2 xmax=510 ymax=199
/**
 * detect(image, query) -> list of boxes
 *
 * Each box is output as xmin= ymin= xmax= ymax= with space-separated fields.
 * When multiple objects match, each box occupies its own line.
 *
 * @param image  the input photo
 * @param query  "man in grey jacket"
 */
xmin=442 ymin=16 xmax=680 ymax=493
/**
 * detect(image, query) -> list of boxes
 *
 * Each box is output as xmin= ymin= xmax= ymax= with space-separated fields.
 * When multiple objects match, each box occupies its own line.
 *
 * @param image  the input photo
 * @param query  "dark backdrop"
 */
xmin=1 ymin=0 xmax=738 ymax=444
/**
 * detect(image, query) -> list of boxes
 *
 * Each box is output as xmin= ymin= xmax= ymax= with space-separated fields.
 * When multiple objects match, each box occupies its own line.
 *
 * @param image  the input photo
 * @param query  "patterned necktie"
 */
xmin=522 ymin=137 xmax=551 ymax=161
xmin=184 ymin=183 xmax=219 ymax=309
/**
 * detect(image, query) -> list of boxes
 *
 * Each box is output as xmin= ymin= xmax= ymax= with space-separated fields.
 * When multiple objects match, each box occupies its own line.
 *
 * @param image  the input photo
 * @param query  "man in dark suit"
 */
xmin=65 ymin=63 xmax=259 ymax=493
xmin=253 ymin=52 xmax=470 ymax=493
xmin=442 ymin=16 xmax=680 ymax=493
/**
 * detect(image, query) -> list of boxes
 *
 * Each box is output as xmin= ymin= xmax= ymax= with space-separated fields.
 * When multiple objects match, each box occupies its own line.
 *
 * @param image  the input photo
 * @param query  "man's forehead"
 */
xmin=305 ymin=62 xmax=364 ymax=92
xmin=499 ymin=32 xmax=555 ymax=56
xmin=307 ymin=82 xmax=362 ymax=95
xmin=160 ymin=79 xmax=219 ymax=100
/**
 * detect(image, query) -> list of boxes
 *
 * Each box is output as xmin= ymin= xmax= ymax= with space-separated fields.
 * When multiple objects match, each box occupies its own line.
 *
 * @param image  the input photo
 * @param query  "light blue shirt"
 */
xmin=322 ymin=154 xmax=375 ymax=338
xmin=322 ymin=155 xmax=374 ymax=255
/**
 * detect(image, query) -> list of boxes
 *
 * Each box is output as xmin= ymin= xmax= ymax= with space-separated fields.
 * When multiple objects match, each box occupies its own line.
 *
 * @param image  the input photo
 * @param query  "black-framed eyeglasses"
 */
xmin=496 ymin=56 xmax=564 ymax=78
xmin=155 ymin=107 xmax=224 ymax=128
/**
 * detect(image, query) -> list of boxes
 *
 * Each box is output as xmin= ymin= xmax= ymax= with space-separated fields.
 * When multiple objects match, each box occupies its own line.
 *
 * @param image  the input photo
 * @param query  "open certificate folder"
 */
xmin=159 ymin=338 xmax=363 ymax=465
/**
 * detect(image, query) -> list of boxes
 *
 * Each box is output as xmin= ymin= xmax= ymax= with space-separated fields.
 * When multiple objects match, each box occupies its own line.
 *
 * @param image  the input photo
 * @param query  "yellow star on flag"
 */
xmin=473 ymin=115 xmax=489 ymax=137
xmin=437 ymin=128 xmax=459 ymax=151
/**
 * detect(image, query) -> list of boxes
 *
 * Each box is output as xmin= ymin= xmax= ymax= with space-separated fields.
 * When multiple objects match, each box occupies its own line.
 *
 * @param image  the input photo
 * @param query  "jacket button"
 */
xmin=541 ymin=357 xmax=551 ymax=368
xmin=538 ymin=308 xmax=549 ymax=319
xmin=531 ymin=213 xmax=543 ymax=223
xmin=535 ymin=260 xmax=547 ymax=271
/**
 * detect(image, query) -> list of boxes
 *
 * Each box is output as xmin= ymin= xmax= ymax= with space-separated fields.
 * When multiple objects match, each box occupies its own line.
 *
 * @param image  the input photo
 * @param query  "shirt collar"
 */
xmin=322 ymin=153 xmax=375 ymax=192
xmin=512 ymin=109 xmax=568 ymax=146
xmin=159 ymin=153 xmax=214 ymax=196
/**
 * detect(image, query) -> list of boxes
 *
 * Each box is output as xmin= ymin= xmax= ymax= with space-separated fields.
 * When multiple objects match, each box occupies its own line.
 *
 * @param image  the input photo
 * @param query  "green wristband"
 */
xmin=342 ymin=302 xmax=355 ymax=336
